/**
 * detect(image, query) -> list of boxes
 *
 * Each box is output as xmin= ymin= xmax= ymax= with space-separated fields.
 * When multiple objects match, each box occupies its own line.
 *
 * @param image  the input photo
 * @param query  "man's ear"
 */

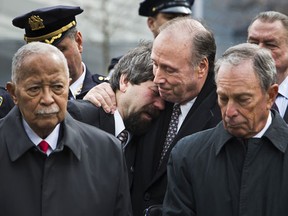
xmin=147 ymin=17 xmax=157 ymax=32
xmin=6 ymin=82 xmax=18 ymax=104
xmin=197 ymin=57 xmax=209 ymax=79
xmin=267 ymin=83 xmax=279 ymax=110
xmin=119 ymin=74 xmax=129 ymax=93
xmin=75 ymin=31 xmax=83 ymax=53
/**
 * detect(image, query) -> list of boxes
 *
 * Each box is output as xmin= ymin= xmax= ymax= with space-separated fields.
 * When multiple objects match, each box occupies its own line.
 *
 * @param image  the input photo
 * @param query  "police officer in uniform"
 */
xmin=0 ymin=86 xmax=14 ymax=118
xmin=139 ymin=0 xmax=194 ymax=37
xmin=107 ymin=0 xmax=194 ymax=76
xmin=12 ymin=5 xmax=107 ymax=100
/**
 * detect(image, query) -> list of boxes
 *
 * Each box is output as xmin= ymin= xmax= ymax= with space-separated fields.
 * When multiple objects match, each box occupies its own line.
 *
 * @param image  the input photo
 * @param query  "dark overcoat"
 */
xmin=0 ymin=107 xmax=132 ymax=216
xmin=164 ymin=111 xmax=288 ymax=216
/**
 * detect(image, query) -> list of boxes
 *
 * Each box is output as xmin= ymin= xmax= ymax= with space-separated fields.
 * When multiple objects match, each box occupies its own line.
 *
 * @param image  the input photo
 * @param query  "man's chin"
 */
xmin=226 ymin=127 xmax=247 ymax=137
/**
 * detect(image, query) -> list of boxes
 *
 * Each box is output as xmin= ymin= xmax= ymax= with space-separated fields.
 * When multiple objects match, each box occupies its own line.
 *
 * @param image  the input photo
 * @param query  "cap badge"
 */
xmin=29 ymin=15 xmax=45 ymax=31
xmin=0 ymin=96 xmax=3 ymax=106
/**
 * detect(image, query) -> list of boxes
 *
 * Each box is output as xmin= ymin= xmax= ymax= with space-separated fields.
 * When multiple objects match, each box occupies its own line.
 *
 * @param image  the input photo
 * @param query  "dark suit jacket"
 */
xmin=76 ymin=67 xmax=107 ymax=99
xmin=68 ymin=100 xmax=136 ymax=186
xmin=0 ymin=106 xmax=132 ymax=216
xmin=68 ymin=100 xmax=115 ymax=133
xmin=130 ymin=71 xmax=222 ymax=216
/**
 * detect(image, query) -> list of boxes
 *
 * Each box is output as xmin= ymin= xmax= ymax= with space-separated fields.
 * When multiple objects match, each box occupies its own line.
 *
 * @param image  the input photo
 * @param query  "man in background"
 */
xmin=12 ymin=5 xmax=106 ymax=100
xmin=247 ymin=11 xmax=288 ymax=122
xmin=107 ymin=0 xmax=194 ymax=76
xmin=139 ymin=0 xmax=194 ymax=37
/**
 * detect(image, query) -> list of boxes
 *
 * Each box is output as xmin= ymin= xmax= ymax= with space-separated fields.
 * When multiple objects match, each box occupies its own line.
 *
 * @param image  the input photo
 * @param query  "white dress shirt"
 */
xmin=177 ymin=97 xmax=197 ymax=132
xmin=114 ymin=109 xmax=131 ymax=148
xmin=23 ymin=118 xmax=60 ymax=156
xmin=275 ymin=76 xmax=288 ymax=117
xmin=69 ymin=62 xmax=86 ymax=99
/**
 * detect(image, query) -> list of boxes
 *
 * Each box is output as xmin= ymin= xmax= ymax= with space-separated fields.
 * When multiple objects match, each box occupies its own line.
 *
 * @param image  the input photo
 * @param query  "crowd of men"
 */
xmin=1 ymin=0 xmax=288 ymax=216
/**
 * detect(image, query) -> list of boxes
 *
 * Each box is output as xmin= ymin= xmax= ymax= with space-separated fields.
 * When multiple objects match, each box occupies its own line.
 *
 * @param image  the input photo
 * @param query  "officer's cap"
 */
xmin=139 ymin=0 xmax=194 ymax=17
xmin=12 ymin=5 xmax=83 ymax=45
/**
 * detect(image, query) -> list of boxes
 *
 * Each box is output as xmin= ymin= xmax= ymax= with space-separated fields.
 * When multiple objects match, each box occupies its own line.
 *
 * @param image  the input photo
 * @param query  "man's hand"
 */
xmin=83 ymin=82 xmax=116 ymax=114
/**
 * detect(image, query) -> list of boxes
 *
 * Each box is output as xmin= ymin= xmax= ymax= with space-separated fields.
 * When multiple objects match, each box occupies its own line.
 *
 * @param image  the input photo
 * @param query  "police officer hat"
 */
xmin=12 ymin=5 xmax=83 ymax=45
xmin=139 ymin=0 xmax=194 ymax=17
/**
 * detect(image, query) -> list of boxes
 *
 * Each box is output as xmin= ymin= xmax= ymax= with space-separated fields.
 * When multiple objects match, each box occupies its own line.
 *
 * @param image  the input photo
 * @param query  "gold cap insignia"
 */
xmin=0 ymin=96 xmax=3 ymax=106
xmin=25 ymin=21 xmax=76 ymax=43
xmin=29 ymin=15 xmax=45 ymax=31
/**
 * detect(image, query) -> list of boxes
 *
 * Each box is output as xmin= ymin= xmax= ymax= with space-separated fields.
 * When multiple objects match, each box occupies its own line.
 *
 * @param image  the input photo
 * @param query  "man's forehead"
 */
xmin=249 ymin=19 xmax=285 ymax=34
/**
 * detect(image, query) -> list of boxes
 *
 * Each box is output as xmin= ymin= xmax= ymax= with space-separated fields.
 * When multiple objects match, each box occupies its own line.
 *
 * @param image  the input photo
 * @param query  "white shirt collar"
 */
xmin=69 ymin=62 xmax=86 ymax=98
xmin=22 ymin=118 xmax=60 ymax=156
xmin=177 ymin=97 xmax=197 ymax=131
xmin=278 ymin=76 xmax=288 ymax=99
xmin=253 ymin=111 xmax=272 ymax=138
xmin=114 ymin=109 xmax=125 ymax=137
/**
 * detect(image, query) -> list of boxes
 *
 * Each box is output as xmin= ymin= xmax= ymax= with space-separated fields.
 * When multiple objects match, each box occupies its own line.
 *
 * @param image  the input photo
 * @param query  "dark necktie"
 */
xmin=68 ymin=89 xmax=75 ymax=100
xmin=272 ymin=103 xmax=279 ymax=112
xmin=158 ymin=104 xmax=181 ymax=168
xmin=38 ymin=140 xmax=49 ymax=153
xmin=272 ymin=97 xmax=279 ymax=112
xmin=117 ymin=130 xmax=129 ymax=148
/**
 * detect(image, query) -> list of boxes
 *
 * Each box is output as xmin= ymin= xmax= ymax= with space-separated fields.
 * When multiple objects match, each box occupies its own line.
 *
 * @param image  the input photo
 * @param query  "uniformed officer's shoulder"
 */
xmin=0 ymin=86 xmax=15 ymax=118
xmin=0 ymin=86 xmax=13 ymax=102
xmin=0 ymin=86 xmax=7 ymax=92
xmin=0 ymin=87 xmax=7 ymax=108
xmin=91 ymin=73 xmax=110 ymax=84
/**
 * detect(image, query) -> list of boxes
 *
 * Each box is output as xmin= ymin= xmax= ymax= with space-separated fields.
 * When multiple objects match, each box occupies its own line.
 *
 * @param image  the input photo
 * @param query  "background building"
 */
xmin=0 ymin=0 xmax=287 ymax=86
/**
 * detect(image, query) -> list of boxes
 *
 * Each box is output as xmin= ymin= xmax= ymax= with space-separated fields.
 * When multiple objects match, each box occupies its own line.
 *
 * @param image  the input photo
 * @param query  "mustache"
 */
xmin=35 ymin=105 xmax=60 ymax=115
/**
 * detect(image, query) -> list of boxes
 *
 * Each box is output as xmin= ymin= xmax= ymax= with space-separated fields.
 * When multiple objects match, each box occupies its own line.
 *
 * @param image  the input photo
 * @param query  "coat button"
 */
xmin=144 ymin=193 xmax=150 ymax=201
xmin=130 ymin=166 xmax=134 ymax=173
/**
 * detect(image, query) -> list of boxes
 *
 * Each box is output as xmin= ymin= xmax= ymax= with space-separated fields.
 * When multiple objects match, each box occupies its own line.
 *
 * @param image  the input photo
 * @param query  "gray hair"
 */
xmin=11 ymin=41 xmax=68 ymax=84
xmin=214 ymin=43 xmax=277 ymax=91
xmin=248 ymin=11 xmax=288 ymax=42
xmin=158 ymin=16 xmax=216 ymax=72
xmin=65 ymin=26 xmax=78 ymax=40
xmin=110 ymin=40 xmax=154 ymax=92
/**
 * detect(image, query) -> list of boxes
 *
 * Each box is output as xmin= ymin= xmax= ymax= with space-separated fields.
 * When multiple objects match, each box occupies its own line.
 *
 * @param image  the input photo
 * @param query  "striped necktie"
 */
xmin=117 ymin=130 xmax=129 ymax=148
